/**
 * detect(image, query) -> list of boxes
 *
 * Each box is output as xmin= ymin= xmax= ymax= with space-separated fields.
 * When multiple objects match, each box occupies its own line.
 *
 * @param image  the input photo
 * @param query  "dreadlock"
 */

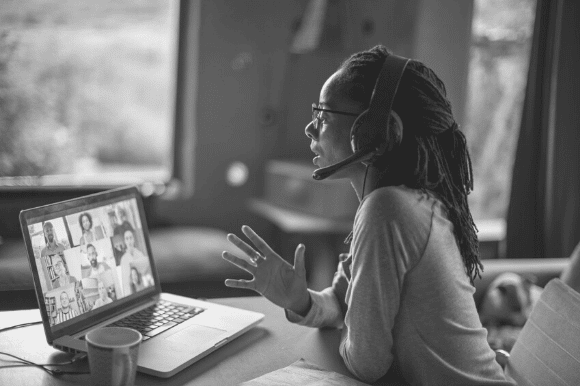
xmin=335 ymin=45 xmax=483 ymax=284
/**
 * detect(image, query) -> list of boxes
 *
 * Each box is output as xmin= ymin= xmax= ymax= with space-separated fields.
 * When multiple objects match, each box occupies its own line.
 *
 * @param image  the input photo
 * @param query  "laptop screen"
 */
xmin=22 ymin=190 xmax=157 ymax=333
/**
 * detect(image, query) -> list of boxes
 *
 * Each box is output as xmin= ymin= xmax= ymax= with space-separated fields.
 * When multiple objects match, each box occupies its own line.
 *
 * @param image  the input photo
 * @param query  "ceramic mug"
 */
xmin=85 ymin=327 xmax=142 ymax=386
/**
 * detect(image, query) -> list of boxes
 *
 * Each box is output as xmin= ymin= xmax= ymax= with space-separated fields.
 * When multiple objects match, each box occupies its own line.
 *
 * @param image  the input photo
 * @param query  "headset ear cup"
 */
xmin=350 ymin=109 xmax=370 ymax=153
xmin=388 ymin=110 xmax=404 ymax=151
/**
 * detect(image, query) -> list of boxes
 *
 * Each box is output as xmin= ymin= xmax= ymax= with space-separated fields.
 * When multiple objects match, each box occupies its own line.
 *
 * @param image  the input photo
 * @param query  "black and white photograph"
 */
xmin=1 ymin=0 xmax=579 ymax=385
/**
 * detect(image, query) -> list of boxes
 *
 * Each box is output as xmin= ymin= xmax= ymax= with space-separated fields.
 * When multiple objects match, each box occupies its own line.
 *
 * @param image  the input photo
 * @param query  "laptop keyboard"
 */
xmin=105 ymin=300 xmax=205 ymax=342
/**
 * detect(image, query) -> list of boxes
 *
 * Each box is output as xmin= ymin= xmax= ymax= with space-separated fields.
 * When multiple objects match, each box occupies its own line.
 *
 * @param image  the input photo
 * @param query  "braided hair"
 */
xmin=335 ymin=45 xmax=483 ymax=284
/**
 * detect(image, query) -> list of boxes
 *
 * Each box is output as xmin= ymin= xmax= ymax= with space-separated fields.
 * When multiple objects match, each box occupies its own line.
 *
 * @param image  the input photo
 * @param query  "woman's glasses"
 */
xmin=311 ymin=103 xmax=359 ymax=130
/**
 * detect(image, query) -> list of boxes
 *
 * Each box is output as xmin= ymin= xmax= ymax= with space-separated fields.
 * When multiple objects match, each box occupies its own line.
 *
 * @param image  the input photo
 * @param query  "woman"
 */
xmin=222 ymin=46 xmax=514 ymax=385
xmin=129 ymin=266 xmax=146 ymax=294
xmin=79 ymin=212 xmax=102 ymax=246
xmin=120 ymin=228 xmax=151 ymax=296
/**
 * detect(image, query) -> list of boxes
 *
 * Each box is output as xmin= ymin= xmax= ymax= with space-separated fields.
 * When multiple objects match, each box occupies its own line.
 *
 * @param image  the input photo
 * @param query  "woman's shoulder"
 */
xmin=359 ymin=185 xmax=436 ymax=222
xmin=353 ymin=186 xmax=437 ymax=271
xmin=356 ymin=186 xmax=436 ymax=251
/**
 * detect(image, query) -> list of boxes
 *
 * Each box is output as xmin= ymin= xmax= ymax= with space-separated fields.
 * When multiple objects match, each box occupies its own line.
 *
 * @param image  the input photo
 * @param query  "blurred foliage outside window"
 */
xmin=464 ymin=0 xmax=537 ymax=222
xmin=0 ymin=0 xmax=178 ymax=186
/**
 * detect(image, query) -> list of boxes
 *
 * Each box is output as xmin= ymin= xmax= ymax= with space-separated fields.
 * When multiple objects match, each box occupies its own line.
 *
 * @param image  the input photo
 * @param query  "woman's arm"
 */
xmin=338 ymin=219 xmax=400 ymax=382
xmin=338 ymin=190 xmax=428 ymax=383
xmin=285 ymin=254 xmax=350 ymax=329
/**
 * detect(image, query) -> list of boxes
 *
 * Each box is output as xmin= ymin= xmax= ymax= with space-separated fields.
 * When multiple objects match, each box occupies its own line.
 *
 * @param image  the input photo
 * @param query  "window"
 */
xmin=464 ymin=0 xmax=537 ymax=237
xmin=0 ymin=0 xmax=179 ymax=186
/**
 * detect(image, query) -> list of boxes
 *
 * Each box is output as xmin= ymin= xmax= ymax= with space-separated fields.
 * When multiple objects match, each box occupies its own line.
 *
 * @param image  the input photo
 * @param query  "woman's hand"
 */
xmin=333 ymin=253 xmax=352 ymax=316
xmin=222 ymin=225 xmax=311 ymax=315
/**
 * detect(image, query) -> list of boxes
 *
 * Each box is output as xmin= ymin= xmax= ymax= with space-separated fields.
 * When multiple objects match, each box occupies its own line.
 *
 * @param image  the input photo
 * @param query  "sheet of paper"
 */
xmin=240 ymin=358 xmax=370 ymax=386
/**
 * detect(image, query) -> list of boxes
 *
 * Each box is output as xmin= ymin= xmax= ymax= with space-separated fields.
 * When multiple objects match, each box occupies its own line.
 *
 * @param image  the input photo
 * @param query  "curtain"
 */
xmin=506 ymin=0 xmax=580 ymax=259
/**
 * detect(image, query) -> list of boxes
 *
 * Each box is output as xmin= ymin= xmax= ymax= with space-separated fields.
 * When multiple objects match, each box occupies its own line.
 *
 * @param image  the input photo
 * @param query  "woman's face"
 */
xmin=124 ymin=230 xmax=135 ymax=250
xmin=305 ymin=70 xmax=362 ymax=179
xmin=82 ymin=215 xmax=91 ymax=231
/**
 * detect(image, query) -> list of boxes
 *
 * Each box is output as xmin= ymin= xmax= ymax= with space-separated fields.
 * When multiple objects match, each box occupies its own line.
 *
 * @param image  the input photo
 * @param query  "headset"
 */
xmin=312 ymin=54 xmax=410 ymax=181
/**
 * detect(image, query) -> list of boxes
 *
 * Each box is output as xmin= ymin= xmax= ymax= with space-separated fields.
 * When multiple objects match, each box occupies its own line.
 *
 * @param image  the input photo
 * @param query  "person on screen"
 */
xmin=129 ymin=266 xmax=146 ymax=294
xmin=55 ymin=291 xmax=79 ymax=324
xmin=41 ymin=221 xmax=65 ymax=257
xmin=92 ymin=280 xmax=113 ymax=310
xmin=52 ymin=254 xmax=77 ymax=289
xmin=113 ymin=207 xmax=134 ymax=237
xmin=79 ymin=212 xmax=104 ymax=245
xmin=86 ymin=244 xmax=111 ymax=278
xmin=111 ymin=234 xmax=126 ymax=266
xmin=120 ymin=228 xmax=151 ymax=296
xmin=222 ymin=45 xmax=514 ymax=385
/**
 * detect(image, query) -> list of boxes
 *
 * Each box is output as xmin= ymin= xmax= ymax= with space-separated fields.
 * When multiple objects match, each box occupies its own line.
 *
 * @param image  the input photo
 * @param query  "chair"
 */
xmin=503 ymin=279 xmax=580 ymax=386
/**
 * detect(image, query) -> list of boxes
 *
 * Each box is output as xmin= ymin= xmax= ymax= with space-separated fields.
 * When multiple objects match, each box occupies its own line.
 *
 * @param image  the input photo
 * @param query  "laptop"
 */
xmin=19 ymin=186 xmax=264 ymax=378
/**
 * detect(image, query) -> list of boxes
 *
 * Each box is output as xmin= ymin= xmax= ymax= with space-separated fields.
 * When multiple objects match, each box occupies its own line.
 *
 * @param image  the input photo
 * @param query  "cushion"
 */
xmin=474 ymin=258 xmax=569 ymax=306
xmin=0 ymin=239 xmax=31 ymax=291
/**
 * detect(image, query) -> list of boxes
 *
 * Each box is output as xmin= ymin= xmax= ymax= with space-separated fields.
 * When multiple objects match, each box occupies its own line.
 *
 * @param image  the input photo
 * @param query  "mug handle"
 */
xmin=112 ymin=347 xmax=133 ymax=386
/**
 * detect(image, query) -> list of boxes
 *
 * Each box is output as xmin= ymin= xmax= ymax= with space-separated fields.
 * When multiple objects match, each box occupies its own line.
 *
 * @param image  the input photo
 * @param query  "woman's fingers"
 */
xmin=293 ymin=244 xmax=306 ymax=278
xmin=227 ymin=233 xmax=263 ymax=262
xmin=224 ymin=278 xmax=255 ymax=290
xmin=222 ymin=251 xmax=257 ymax=274
xmin=241 ymin=225 xmax=275 ymax=257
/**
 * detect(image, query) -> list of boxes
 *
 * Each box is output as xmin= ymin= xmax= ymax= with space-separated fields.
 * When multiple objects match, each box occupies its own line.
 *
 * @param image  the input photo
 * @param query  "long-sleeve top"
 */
xmin=286 ymin=185 xmax=515 ymax=385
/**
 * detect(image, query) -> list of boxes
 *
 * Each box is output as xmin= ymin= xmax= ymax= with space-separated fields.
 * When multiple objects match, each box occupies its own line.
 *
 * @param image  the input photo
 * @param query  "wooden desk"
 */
xmin=0 ymin=296 xmax=373 ymax=386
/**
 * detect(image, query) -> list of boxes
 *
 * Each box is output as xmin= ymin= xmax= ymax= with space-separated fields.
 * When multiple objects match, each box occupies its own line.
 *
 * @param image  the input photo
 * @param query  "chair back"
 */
xmin=505 ymin=278 xmax=580 ymax=386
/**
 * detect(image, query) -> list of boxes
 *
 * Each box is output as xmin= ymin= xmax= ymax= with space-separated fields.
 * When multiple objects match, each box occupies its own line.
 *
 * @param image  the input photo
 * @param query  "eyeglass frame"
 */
xmin=311 ymin=103 xmax=360 ymax=130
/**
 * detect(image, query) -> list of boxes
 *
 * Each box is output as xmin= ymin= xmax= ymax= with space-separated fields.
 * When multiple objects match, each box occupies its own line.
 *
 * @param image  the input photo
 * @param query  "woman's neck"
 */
xmin=350 ymin=164 xmax=380 ymax=201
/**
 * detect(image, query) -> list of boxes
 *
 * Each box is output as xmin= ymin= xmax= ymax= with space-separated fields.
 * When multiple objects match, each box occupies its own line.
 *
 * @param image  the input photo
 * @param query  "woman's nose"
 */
xmin=305 ymin=120 xmax=317 ymax=140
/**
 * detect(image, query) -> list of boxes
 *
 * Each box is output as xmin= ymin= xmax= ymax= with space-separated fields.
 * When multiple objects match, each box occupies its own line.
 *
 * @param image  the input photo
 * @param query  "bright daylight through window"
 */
xmin=464 ymin=0 xmax=537 ymax=228
xmin=0 ymin=0 xmax=178 ymax=186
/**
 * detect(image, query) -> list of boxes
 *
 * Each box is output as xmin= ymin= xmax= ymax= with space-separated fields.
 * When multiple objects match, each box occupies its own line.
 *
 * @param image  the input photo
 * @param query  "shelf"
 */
xmin=248 ymin=199 xmax=353 ymax=234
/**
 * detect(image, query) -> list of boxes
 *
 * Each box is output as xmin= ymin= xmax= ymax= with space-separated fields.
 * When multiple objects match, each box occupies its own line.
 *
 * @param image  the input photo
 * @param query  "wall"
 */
xmin=276 ymin=0 xmax=475 ymax=161
xmin=279 ymin=0 xmax=422 ymax=161
xmin=154 ymin=0 xmax=308 ymax=232
xmin=154 ymin=0 xmax=476 ymax=232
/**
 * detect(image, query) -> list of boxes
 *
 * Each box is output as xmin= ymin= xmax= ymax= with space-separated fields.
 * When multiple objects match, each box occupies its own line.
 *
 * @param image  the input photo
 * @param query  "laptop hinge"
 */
xmin=54 ymin=336 xmax=88 ymax=353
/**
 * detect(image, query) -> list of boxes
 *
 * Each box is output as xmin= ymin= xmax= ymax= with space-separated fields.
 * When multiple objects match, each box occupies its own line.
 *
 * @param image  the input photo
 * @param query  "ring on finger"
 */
xmin=250 ymin=251 xmax=263 ymax=264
